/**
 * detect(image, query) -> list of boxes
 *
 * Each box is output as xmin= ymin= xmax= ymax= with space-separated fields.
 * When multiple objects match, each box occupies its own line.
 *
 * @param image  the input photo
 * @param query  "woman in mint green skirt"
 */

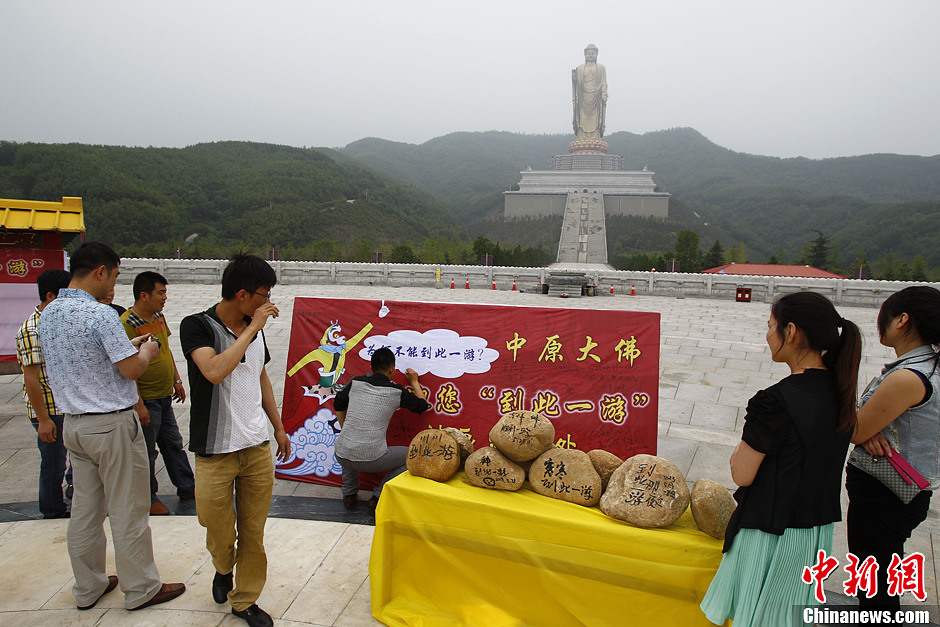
xmin=701 ymin=292 xmax=861 ymax=627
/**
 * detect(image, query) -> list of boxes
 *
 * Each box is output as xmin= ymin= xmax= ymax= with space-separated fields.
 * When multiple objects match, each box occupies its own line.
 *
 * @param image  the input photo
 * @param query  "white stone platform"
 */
xmin=1 ymin=283 xmax=937 ymax=624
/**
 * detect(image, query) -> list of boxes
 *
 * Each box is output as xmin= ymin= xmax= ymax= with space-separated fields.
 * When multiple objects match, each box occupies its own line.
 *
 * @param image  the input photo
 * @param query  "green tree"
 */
xmin=352 ymin=236 xmax=376 ymax=262
xmin=472 ymin=236 xmax=495 ymax=257
xmin=802 ymin=230 xmax=831 ymax=270
xmin=876 ymin=254 xmax=898 ymax=280
xmin=673 ymin=230 xmax=702 ymax=272
xmin=726 ymin=243 xmax=747 ymax=264
xmin=388 ymin=243 xmax=421 ymax=264
xmin=703 ymin=240 xmax=724 ymax=269
xmin=912 ymin=254 xmax=929 ymax=281
xmin=849 ymin=255 xmax=869 ymax=279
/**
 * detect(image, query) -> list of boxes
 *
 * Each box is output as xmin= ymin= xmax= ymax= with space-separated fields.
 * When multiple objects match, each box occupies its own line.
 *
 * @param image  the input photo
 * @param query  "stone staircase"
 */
xmin=556 ymin=192 xmax=608 ymax=265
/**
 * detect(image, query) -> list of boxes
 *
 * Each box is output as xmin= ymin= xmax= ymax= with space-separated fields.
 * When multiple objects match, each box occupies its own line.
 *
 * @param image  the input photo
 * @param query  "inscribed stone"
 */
xmin=489 ymin=410 xmax=555 ymax=462
xmin=406 ymin=429 xmax=461 ymax=482
xmin=529 ymin=448 xmax=602 ymax=506
xmin=465 ymin=447 xmax=525 ymax=491
xmin=600 ymin=454 xmax=690 ymax=528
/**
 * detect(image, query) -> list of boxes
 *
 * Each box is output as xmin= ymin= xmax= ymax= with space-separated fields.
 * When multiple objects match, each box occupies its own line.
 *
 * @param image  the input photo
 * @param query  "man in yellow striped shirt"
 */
xmin=15 ymin=268 xmax=72 ymax=518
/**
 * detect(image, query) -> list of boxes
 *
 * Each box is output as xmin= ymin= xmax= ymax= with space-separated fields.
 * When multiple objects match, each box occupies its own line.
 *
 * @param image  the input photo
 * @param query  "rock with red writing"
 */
xmin=406 ymin=429 xmax=461 ymax=482
xmin=691 ymin=478 xmax=735 ymax=540
xmin=587 ymin=449 xmax=624 ymax=491
xmin=442 ymin=427 xmax=474 ymax=465
xmin=529 ymin=448 xmax=602 ymax=506
xmin=600 ymin=454 xmax=690 ymax=528
xmin=489 ymin=410 xmax=555 ymax=462
xmin=465 ymin=447 xmax=525 ymax=491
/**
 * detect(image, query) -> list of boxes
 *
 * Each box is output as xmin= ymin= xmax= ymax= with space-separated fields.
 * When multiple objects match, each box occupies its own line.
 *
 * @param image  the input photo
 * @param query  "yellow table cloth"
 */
xmin=370 ymin=471 xmax=727 ymax=626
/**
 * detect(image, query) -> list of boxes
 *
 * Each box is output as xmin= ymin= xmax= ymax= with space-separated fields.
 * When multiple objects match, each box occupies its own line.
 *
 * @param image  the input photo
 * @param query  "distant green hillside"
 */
xmin=0 ymin=140 xmax=458 ymax=258
xmin=2 ymin=131 xmax=937 ymax=275
xmin=340 ymin=128 xmax=940 ymax=270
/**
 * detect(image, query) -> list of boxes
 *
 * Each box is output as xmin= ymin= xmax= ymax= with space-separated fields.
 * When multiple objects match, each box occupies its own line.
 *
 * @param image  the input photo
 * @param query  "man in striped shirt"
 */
xmin=180 ymin=254 xmax=290 ymax=627
xmin=333 ymin=347 xmax=430 ymax=510
xmin=15 ymin=268 xmax=72 ymax=519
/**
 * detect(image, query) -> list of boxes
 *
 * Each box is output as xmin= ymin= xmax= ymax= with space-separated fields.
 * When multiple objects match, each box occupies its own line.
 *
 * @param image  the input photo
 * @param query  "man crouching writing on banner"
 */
xmin=334 ymin=347 xmax=431 ymax=511
xmin=180 ymin=253 xmax=290 ymax=627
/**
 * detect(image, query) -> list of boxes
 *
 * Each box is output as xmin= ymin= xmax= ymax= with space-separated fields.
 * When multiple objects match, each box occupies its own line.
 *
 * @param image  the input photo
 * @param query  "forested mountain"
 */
xmin=1 ymin=130 xmax=938 ymax=275
xmin=0 ymin=140 xmax=460 ymax=259
xmin=341 ymin=128 xmax=940 ymax=271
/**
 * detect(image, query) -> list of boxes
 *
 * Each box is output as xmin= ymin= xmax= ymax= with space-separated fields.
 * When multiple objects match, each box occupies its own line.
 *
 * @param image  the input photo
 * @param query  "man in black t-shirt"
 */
xmin=179 ymin=254 xmax=289 ymax=627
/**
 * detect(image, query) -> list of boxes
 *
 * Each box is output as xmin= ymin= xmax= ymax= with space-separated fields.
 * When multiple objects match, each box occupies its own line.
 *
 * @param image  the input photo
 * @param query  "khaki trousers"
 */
xmin=63 ymin=410 xmax=161 ymax=608
xmin=195 ymin=442 xmax=274 ymax=611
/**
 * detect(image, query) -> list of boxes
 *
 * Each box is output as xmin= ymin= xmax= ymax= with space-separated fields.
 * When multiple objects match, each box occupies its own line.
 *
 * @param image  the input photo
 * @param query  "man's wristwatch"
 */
xmin=174 ymin=379 xmax=183 ymax=384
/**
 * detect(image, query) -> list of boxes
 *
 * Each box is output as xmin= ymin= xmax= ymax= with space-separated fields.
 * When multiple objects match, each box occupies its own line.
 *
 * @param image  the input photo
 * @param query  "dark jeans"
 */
xmin=30 ymin=414 xmax=71 ymax=518
xmin=142 ymin=397 xmax=195 ymax=502
xmin=846 ymin=464 xmax=932 ymax=610
xmin=336 ymin=446 xmax=408 ymax=499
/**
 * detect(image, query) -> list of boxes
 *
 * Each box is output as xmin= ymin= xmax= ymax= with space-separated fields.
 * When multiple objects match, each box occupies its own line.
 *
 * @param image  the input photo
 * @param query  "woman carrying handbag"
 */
xmin=847 ymin=285 xmax=940 ymax=610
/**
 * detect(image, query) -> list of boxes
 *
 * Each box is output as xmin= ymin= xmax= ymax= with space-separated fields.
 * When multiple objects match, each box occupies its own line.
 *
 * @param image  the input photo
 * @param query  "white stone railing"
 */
xmin=115 ymin=258 xmax=938 ymax=308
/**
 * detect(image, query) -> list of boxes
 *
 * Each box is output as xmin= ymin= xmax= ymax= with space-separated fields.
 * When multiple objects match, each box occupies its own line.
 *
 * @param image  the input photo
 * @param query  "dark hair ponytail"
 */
xmin=877 ymin=286 xmax=940 ymax=372
xmin=771 ymin=292 xmax=862 ymax=435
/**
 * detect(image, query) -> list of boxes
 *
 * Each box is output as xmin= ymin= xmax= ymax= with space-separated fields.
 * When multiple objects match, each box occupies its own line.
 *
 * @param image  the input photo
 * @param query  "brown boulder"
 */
xmin=489 ymin=410 xmax=555 ymax=462
xmin=406 ymin=429 xmax=461 ymax=482
xmin=691 ymin=478 xmax=736 ymax=540
xmin=529 ymin=448 xmax=602 ymax=506
xmin=465 ymin=447 xmax=525 ymax=491
xmin=600 ymin=454 xmax=690 ymax=528
xmin=587 ymin=449 xmax=624 ymax=491
xmin=442 ymin=427 xmax=474 ymax=464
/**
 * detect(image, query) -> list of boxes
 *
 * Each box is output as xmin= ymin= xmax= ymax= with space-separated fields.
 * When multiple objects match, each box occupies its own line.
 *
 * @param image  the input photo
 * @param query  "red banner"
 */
xmin=276 ymin=297 xmax=660 ymax=487
xmin=0 ymin=248 xmax=66 ymax=283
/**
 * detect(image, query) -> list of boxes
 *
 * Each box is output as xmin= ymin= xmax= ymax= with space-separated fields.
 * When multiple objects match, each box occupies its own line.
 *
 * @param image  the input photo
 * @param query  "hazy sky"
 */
xmin=2 ymin=1 xmax=938 ymax=159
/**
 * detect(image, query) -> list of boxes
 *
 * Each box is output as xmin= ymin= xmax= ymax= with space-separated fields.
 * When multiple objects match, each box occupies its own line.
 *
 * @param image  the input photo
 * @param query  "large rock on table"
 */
xmin=489 ymin=410 xmax=555 ymax=462
xmin=600 ymin=454 xmax=690 ymax=528
xmin=465 ymin=447 xmax=525 ymax=491
xmin=587 ymin=449 xmax=624 ymax=491
xmin=406 ymin=429 xmax=461 ymax=482
xmin=691 ymin=478 xmax=736 ymax=540
xmin=442 ymin=427 xmax=474 ymax=465
xmin=529 ymin=448 xmax=602 ymax=506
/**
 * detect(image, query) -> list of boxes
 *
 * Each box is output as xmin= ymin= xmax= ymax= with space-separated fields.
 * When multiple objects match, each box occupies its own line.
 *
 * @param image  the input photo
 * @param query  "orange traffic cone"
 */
xmin=610 ymin=283 xmax=614 ymax=295
xmin=450 ymin=277 xmax=455 ymax=289
xmin=465 ymin=278 xmax=470 ymax=289
xmin=492 ymin=278 xmax=496 ymax=290
xmin=512 ymin=279 xmax=517 ymax=291
xmin=631 ymin=284 xmax=636 ymax=296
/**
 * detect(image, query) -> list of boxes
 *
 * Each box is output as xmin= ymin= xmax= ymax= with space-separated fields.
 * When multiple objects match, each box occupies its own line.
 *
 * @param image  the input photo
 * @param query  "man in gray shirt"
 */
xmin=333 ymin=347 xmax=430 ymax=510
xmin=38 ymin=243 xmax=185 ymax=611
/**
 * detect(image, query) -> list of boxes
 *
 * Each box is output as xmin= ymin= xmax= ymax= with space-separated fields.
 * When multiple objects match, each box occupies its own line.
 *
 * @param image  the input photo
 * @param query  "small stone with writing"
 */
xmin=600 ymin=454 xmax=690 ymax=528
xmin=489 ymin=410 xmax=555 ymax=462
xmin=529 ymin=448 xmax=602 ymax=506
xmin=465 ymin=446 xmax=525 ymax=491
xmin=406 ymin=429 xmax=461 ymax=482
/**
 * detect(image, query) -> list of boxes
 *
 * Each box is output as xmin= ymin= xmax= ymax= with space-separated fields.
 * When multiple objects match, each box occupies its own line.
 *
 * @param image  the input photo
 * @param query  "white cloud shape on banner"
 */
xmin=359 ymin=329 xmax=499 ymax=378
xmin=278 ymin=408 xmax=342 ymax=478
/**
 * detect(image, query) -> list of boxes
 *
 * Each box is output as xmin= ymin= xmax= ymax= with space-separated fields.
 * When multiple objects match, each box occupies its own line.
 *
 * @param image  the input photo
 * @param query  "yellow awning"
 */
xmin=0 ymin=197 xmax=85 ymax=233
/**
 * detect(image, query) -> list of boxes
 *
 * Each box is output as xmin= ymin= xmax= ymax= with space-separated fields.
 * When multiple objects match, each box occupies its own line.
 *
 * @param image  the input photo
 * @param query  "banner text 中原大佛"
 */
xmin=276 ymin=298 xmax=659 ymax=488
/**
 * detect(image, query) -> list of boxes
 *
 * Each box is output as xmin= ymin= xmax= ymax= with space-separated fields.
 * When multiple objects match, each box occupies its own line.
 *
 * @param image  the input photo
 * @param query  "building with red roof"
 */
xmin=702 ymin=263 xmax=848 ymax=279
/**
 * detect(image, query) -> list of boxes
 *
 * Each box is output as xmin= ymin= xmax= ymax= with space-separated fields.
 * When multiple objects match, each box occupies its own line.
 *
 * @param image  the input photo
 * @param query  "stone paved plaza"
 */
xmin=0 ymin=283 xmax=937 ymax=624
